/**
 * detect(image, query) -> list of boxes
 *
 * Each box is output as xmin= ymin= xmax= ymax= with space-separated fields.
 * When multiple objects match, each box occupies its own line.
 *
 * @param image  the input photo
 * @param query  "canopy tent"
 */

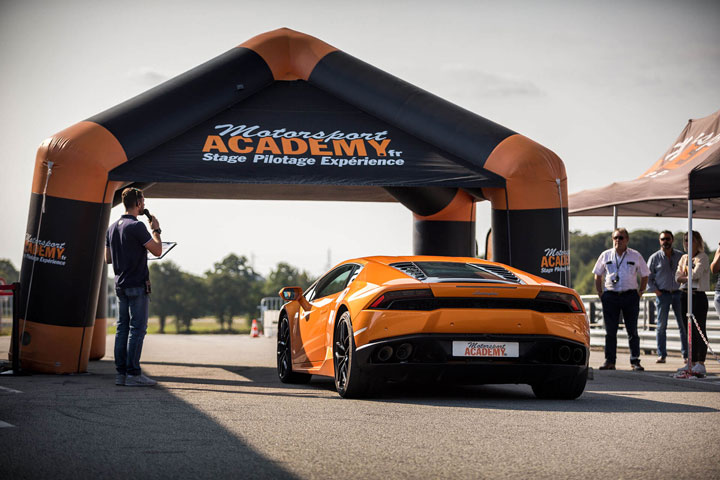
xmin=569 ymin=109 xmax=720 ymax=219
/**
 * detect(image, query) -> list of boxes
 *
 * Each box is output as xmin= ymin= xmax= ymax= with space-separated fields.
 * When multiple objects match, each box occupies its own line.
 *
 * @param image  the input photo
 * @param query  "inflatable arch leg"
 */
xmin=89 ymin=264 xmax=108 ymax=361
xmin=481 ymin=135 xmax=570 ymax=286
xmin=387 ymin=135 xmax=569 ymax=287
xmin=18 ymin=122 xmax=126 ymax=373
xmin=385 ymin=187 xmax=476 ymax=257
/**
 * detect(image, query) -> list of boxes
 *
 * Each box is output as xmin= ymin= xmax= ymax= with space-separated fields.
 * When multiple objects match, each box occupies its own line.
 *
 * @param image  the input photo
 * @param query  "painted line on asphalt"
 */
xmin=0 ymin=420 xmax=15 ymax=428
xmin=0 ymin=385 xmax=22 ymax=394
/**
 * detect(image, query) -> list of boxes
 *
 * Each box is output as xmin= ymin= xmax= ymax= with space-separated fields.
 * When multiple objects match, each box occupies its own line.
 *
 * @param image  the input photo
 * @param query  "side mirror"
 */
xmin=279 ymin=287 xmax=312 ymax=310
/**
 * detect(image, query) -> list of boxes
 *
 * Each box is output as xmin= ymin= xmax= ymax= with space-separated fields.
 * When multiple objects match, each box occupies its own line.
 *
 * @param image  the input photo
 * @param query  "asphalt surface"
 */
xmin=1 ymin=334 xmax=719 ymax=479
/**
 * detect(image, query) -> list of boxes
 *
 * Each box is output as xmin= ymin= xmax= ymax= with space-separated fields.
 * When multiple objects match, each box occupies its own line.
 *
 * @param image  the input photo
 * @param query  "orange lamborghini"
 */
xmin=277 ymin=256 xmax=589 ymax=399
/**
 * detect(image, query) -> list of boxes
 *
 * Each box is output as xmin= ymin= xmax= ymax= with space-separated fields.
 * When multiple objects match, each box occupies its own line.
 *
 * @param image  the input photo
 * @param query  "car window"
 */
xmin=314 ymin=265 xmax=355 ymax=300
xmin=304 ymin=284 xmax=317 ymax=302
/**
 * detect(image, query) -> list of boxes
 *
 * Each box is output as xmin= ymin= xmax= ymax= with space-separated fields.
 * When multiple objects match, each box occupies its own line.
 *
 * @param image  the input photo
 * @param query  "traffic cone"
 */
xmin=250 ymin=318 xmax=259 ymax=338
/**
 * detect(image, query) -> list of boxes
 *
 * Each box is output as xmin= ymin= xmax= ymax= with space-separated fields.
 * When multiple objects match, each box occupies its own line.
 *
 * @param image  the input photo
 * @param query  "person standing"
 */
xmin=105 ymin=187 xmax=163 ymax=387
xmin=675 ymin=230 xmax=710 ymax=377
xmin=646 ymin=231 xmax=686 ymax=363
xmin=593 ymin=228 xmax=650 ymax=371
xmin=711 ymin=242 xmax=720 ymax=327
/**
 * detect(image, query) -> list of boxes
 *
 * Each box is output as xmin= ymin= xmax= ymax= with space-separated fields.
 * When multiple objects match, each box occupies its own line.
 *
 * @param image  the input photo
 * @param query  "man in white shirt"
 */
xmin=593 ymin=228 xmax=650 ymax=371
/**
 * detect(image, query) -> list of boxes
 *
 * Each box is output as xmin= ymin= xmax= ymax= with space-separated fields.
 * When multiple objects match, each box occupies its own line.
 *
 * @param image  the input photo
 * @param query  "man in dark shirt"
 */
xmin=106 ymin=187 xmax=163 ymax=386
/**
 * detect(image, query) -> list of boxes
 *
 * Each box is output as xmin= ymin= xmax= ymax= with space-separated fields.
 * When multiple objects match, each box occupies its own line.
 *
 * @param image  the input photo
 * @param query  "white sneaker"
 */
xmin=676 ymin=364 xmax=691 ymax=373
xmin=691 ymin=363 xmax=707 ymax=376
xmin=125 ymin=374 xmax=157 ymax=387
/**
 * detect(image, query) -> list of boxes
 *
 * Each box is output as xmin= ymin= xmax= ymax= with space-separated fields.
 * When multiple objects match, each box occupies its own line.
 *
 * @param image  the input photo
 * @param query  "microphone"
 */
xmin=143 ymin=208 xmax=153 ymax=224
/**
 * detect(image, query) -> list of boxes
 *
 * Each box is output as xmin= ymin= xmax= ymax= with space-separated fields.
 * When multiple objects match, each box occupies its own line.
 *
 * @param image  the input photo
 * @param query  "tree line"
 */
xmin=147 ymin=255 xmax=315 ymax=333
xmin=0 ymin=254 xmax=314 ymax=334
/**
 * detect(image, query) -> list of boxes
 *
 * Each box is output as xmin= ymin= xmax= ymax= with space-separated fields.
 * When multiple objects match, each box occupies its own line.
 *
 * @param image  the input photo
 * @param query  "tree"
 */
xmin=0 ymin=259 xmax=19 ymax=283
xmin=149 ymin=261 xmax=184 ymax=333
xmin=175 ymin=272 xmax=207 ymax=333
xmin=206 ymin=254 xmax=262 ymax=331
xmin=263 ymin=262 xmax=315 ymax=298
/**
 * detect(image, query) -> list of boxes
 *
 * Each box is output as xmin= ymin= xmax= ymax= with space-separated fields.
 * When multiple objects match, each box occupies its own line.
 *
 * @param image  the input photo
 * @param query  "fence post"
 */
xmin=11 ymin=282 xmax=21 ymax=374
xmin=0 ymin=282 xmax=23 ymax=375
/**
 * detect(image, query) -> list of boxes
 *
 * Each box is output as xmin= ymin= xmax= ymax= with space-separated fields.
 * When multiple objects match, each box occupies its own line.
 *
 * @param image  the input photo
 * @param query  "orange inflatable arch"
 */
xmin=18 ymin=29 xmax=569 ymax=373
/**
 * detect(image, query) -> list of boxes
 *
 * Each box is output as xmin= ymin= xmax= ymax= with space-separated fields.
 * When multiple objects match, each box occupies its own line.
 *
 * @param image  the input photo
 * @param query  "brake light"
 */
xmin=535 ymin=291 xmax=584 ymax=313
xmin=368 ymin=288 xmax=434 ymax=309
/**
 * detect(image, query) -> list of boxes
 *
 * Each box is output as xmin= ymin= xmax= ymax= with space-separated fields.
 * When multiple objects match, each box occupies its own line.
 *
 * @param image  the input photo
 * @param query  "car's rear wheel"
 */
xmin=334 ymin=311 xmax=371 ymax=398
xmin=531 ymin=368 xmax=588 ymax=400
xmin=277 ymin=313 xmax=311 ymax=384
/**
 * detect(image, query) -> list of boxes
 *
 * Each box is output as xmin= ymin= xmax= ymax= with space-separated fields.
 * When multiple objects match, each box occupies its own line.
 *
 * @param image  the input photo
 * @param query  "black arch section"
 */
xmin=384 ymin=186 xmax=459 ymax=216
xmin=309 ymin=51 xmax=516 ymax=172
xmin=88 ymin=48 xmax=274 ymax=160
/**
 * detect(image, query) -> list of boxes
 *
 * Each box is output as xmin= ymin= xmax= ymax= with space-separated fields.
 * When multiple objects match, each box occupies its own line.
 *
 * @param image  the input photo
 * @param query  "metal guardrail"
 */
xmin=0 ymin=295 xmax=13 ymax=333
xmin=582 ymin=292 xmax=720 ymax=355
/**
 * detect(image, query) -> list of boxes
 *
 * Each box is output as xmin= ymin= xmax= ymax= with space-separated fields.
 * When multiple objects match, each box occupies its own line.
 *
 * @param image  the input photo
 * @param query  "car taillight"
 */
xmin=369 ymin=288 xmax=434 ymax=309
xmin=535 ymin=291 xmax=584 ymax=313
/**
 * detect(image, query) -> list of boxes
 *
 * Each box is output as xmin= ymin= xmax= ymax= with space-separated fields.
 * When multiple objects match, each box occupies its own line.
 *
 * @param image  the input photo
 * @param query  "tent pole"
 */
xmin=686 ymin=200 xmax=693 ymax=371
xmin=613 ymin=206 xmax=618 ymax=230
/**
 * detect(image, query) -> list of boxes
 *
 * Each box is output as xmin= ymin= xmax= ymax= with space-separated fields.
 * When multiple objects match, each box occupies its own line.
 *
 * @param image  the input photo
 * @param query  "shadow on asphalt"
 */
xmin=0 ymin=363 xmax=303 ymax=479
xmin=138 ymin=360 xmax=718 ymax=414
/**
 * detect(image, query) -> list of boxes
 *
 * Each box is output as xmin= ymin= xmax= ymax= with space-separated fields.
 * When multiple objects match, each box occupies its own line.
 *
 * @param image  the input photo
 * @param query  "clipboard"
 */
xmin=148 ymin=242 xmax=177 ymax=260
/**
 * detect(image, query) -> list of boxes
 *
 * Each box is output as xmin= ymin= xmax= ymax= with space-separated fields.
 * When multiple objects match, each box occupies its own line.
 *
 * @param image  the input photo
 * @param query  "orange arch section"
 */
xmin=239 ymin=28 xmax=337 ymax=81
xmin=481 ymin=134 xmax=567 ymax=211
xmin=31 ymin=121 xmax=128 ymax=204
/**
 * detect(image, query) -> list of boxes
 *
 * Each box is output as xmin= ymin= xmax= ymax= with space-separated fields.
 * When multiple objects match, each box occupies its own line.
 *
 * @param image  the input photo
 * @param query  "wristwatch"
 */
xmin=153 ymin=228 xmax=162 ymax=235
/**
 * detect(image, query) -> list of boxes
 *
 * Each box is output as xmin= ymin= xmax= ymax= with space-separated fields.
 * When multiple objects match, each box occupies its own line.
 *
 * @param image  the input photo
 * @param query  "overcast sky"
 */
xmin=1 ymin=0 xmax=719 ymax=277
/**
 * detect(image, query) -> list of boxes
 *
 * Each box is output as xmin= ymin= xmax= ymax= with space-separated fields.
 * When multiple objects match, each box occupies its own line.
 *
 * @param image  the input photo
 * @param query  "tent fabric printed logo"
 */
xmin=202 ymin=124 xmax=405 ymax=169
xmin=643 ymin=129 xmax=720 ymax=179
xmin=540 ymin=247 xmax=569 ymax=275
xmin=24 ymin=234 xmax=67 ymax=267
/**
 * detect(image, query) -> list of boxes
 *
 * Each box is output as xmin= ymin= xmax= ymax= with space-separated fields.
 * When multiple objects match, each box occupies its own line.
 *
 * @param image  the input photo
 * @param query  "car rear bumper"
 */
xmin=354 ymin=333 xmax=588 ymax=385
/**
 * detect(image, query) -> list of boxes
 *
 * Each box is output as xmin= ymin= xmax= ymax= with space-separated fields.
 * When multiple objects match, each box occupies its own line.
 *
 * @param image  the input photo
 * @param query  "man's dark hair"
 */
xmin=660 ymin=230 xmax=673 ymax=240
xmin=121 ymin=188 xmax=143 ymax=210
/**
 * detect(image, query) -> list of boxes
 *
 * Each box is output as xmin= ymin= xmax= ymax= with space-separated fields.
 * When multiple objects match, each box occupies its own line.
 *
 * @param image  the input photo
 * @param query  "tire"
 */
xmin=277 ymin=313 xmax=311 ymax=384
xmin=531 ymin=368 xmax=588 ymax=400
xmin=333 ymin=311 xmax=371 ymax=398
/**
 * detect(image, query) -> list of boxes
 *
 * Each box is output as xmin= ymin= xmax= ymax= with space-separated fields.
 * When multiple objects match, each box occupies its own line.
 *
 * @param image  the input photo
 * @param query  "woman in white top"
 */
xmin=711 ymin=243 xmax=720 ymax=330
xmin=675 ymin=230 xmax=710 ymax=375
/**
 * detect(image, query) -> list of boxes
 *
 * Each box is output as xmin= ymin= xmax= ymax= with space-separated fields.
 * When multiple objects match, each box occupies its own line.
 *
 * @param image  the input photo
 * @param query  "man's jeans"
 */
xmin=601 ymin=291 xmax=641 ymax=362
xmin=655 ymin=291 xmax=686 ymax=358
xmin=115 ymin=287 xmax=149 ymax=376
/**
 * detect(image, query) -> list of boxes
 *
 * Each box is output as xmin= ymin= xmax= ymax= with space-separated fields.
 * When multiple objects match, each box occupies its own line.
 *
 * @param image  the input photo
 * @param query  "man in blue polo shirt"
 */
xmin=647 ymin=230 xmax=686 ymax=363
xmin=105 ymin=187 xmax=163 ymax=387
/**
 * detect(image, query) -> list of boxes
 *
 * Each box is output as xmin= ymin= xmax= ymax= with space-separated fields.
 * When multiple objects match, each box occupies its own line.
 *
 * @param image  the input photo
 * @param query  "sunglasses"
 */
xmin=660 ymin=238 xmax=672 ymax=242
xmin=613 ymin=236 xmax=625 ymax=240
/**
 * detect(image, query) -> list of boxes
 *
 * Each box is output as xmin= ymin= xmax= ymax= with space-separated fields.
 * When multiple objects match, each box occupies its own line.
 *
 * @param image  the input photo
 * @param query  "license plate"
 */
xmin=452 ymin=341 xmax=519 ymax=358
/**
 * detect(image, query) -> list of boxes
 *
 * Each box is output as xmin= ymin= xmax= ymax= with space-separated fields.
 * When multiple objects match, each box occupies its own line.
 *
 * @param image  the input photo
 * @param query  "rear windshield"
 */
xmin=389 ymin=261 xmax=523 ymax=284
xmin=416 ymin=262 xmax=494 ymax=280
